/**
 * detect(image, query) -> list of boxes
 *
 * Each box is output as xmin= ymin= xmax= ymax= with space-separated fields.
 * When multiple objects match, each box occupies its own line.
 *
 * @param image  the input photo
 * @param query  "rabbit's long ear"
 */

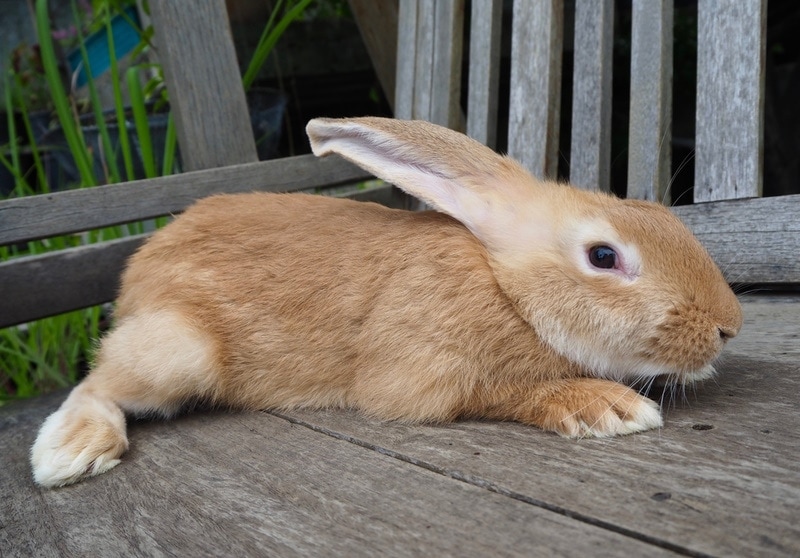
xmin=306 ymin=117 xmax=552 ymax=253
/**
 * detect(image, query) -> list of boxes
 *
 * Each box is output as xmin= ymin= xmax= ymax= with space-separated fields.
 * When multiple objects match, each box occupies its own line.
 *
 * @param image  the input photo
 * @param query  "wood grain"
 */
xmin=397 ymin=0 xmax=464 ymax=128
xmin=3 ymin=297 xmax=795 ymax=556
xmin=394 ymin=0 xmax=418 ymax=120
xmin=0 ymin=155 xmax=369 ymax=246
xmin=0 ymin=182 xmax=404 ymax=329
xmin=149 ymin=0 xmax=258 ymax=170
xmin=283 ymin=346 xmax=800 ymax=558
xmin=569 ymin=0 xmax=614 ymax=192
xmin=429 ymin=0 xmax=464 ymax=129
xmin=0 ymin=236 xmax=144 ymax=328
xmin=673 ymin=194 xmax=800 ymax=284
xmin=1 ymin=396 xmax=677 ymax=557
xmin=508 ymin=0 xmax=564 ymax=179
xmin=626 ymin=0 xmax=672 ymax=202
xmin=466 ymin=0 xmax=502 ymax=148
xmin=695 ymin=0 xmax=766 ymax=202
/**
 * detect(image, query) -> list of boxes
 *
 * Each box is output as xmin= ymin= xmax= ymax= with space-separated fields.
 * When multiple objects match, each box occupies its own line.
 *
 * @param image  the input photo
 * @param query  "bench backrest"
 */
xmin=396 ymin=0 xmax=798 ymax=286
xmin=1 ymin=0 xmax=796 ymax=330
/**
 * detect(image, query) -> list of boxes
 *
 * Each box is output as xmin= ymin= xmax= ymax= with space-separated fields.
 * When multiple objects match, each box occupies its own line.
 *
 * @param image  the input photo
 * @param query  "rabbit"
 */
xmin=30 ymin=117 xmax=742 ymax=487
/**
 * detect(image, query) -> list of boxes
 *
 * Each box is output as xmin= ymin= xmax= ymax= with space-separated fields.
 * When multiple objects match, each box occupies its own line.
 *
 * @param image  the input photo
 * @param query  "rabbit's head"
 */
xmin=307 ymin=117 xmax=742 ymax=385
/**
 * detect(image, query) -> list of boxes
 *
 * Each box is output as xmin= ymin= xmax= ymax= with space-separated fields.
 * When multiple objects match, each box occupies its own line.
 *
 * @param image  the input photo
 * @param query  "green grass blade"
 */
xmin=126 ymin=66 xmax=155 ymax=178
xmin=71 ymin=1 xmax=121 ymax=185
xmin=2 ymin=72 xmax=25 ymax=194
xmin=35 ymin=0 xmax=95 ymax=186
xmin=162 ymin=110 xmax=177 ymax=176
xmin=242 ymin=0 xmax=313 ymax=91
xmin=106 ymin=8 xmax=136 ymax=181
xmin=12 ymin=80 xmax=49 ymax=193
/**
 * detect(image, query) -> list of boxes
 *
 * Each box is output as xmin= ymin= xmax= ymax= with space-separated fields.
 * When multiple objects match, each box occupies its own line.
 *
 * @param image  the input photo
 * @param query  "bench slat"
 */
xmin=0 ymin=155 xmax=369 ymax=246
xmin=396 ymin=0 xmax=464 ymax=128
xmin=430 ymin=0 xmax=464 ymax=128
xmin=0 ymin=236 xmax=145 ymax=328
xmin=150 ymin=0 xmax=257 ymax=170
xmin=508 ymin=0 xmax=563 ymax=179
xmin=466 ymin=0 xmax=502 ymax=148
xmin=569 ymin=0 xmax=614 ymax=192
xmin=0 ymin=184 xmax=403 ymax=329
xmin=626 ymin=0 xmax=672 ymax=202
xmin=695 ymin=0 xmax=766 ymax=202
xmin=395 ymin=0 xmax=418 ymax=120
xmin=673 ymin=194 xmax=800 ymax=284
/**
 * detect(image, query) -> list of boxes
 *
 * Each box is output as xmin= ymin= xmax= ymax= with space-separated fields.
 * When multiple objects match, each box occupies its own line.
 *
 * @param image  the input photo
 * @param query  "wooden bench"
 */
xmin=2 ymin=1 xmax=799 ymax=555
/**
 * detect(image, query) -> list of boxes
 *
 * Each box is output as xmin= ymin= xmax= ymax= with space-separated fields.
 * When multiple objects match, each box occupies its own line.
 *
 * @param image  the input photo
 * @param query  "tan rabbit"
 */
xmin=31 ymin=117 xmax=742 ymax=487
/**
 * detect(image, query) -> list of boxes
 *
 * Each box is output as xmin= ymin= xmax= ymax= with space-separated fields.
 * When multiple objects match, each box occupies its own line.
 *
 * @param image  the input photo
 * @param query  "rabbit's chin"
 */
xmin=649 ymin=364 xmax=718 ymax=387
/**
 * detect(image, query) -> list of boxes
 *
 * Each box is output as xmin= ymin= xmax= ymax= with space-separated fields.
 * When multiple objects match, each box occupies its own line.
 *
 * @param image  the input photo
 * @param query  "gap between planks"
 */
xmin=267 ymin=410 xmax=713 ymax=558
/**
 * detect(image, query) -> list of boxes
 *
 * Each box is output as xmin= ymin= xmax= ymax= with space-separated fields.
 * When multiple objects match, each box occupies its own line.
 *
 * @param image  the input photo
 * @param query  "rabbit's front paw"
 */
xmin=531 ymin=379 xmax=663 ymax=438
xmin=31 ymin=390 xmax=128 ymax=488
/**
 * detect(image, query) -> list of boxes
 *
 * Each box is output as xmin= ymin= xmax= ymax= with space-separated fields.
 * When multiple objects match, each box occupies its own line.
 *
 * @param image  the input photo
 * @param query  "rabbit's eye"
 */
xmin=588 ymin=245 xmax=617 ymax=269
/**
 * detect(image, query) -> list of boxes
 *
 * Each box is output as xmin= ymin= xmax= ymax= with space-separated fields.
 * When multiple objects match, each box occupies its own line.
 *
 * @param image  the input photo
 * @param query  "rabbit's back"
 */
xmin=114 ymin=193 xmax=557 ymax=420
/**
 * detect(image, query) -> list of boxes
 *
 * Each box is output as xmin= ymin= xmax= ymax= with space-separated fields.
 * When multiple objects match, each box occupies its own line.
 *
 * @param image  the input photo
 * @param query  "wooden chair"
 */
xmin=1 ymin=1 xmax=798 ymax=555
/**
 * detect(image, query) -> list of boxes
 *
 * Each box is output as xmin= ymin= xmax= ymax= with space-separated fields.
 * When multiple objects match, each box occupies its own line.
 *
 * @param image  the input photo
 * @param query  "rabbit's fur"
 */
xmin=31 ymin=117 xmax=742 ymax=487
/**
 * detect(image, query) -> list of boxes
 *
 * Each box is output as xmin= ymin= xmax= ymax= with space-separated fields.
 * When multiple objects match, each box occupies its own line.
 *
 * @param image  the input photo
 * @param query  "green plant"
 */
xmin=0 ymin=0 xmax=312 ymax=402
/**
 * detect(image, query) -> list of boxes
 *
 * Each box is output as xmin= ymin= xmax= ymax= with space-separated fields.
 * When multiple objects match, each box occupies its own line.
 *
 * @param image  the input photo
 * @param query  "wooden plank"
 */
xmin=627 ymin=0 xmax=672 ymax=202
xmin=348 ymin=0 xmax=399 ymax=109
xmin=0 ymin=184 xmax=405 ymax=329
xmin=0 ymin=236 xmax=145 ymax=328
xmin=0 ymin=155 xmax=369 ymax=246
xmin=429 ymin=0 xmax=464 ymax=129
xmin=569 ymin=0 xmax=614 ymax=192
xmin=412 ymin=0 xmax=435 ymax=121
xmin=695 ymin=0 xmax=766 ymax=202
xmin=149 ymin=0 xmax=258 ymax=170
xmin=727 ymin=294 xmax=800 ymax=360
xmin=400 ymin=0 xmax=464 ymax=128
xmin=673 ymin=194 xmax=800 ymax=284
xmin=394 ymin=0 xmax=417 ymax=120
xmin=0 ymin=395 xmax=678 ymax=557
xmin=508 ymin=0 xmax=564 ymax=179
xmin=284 ymin=341 xmax=800 ymax=556
xmin=466 ymin=0 xmax=503 ymax=148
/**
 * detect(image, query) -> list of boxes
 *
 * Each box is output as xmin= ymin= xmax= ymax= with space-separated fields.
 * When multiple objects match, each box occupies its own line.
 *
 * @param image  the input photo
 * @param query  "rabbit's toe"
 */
xmin=556 ymin=388 xmax=663 ymax=438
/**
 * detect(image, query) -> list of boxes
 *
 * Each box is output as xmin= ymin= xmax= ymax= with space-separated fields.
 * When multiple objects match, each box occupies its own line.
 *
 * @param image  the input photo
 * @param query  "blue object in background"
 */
xmin=67 ymin=6 xmax=142 ymax=88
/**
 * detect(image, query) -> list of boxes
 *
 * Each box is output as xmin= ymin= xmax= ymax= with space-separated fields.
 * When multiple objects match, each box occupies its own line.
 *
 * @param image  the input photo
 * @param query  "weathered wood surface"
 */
xmin=0 ymin=179 xmax=401 ymax=330
xmin=626 ymin=0 xmax=673 ymax=202
xmin=508 ymin=0 xmax=563 ymax=179
xmin=1 ymin=295 xmax=798 ymax=557
xmin=672 ymin=194 xmax=800 ymax=284
xmin=466 ymin=0 xmax=502 ymax=148
xmin=0 ymin=155 xmax=368 ymax=246
xmin=694 ymin=0 xmax=766 ymax=202
xmin=150 ymin=0 xmax=258 ymax=170
xmin=0 ymin=236 xmax=144 ymax=329
xmin=569 ymin=0 xmax=614 ymax=192
xmin=395 ymin=0 xmax=464 ymax=129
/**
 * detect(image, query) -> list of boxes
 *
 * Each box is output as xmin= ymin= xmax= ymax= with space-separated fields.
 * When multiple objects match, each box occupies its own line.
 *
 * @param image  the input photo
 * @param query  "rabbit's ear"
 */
xmin=306 ymin=117 xmax=553 ymax=254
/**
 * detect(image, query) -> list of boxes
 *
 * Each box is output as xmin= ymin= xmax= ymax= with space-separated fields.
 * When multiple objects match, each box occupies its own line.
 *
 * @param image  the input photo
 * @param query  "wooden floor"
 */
xmin=1 ymin=294 xmax=798 ymax=557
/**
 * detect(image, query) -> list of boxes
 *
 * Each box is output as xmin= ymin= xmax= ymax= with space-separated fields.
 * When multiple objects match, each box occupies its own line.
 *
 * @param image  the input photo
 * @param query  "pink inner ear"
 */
xmin=306 ymin=118 xmax=558 ymax=262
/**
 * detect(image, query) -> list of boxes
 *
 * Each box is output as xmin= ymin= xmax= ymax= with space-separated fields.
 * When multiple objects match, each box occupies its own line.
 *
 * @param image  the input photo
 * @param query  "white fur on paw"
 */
xmin=562 ymin=397 xmax=663 ymax=439
xmin=31 ymin=401 xmax=128 ymax=488
xmin=618 ymin=397 xmax=663 ymax=435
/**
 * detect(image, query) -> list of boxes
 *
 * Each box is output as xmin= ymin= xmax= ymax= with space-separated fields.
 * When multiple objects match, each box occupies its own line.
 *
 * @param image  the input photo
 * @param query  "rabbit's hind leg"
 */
xmin=30 ymin=310 xmax=219 ymax=487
